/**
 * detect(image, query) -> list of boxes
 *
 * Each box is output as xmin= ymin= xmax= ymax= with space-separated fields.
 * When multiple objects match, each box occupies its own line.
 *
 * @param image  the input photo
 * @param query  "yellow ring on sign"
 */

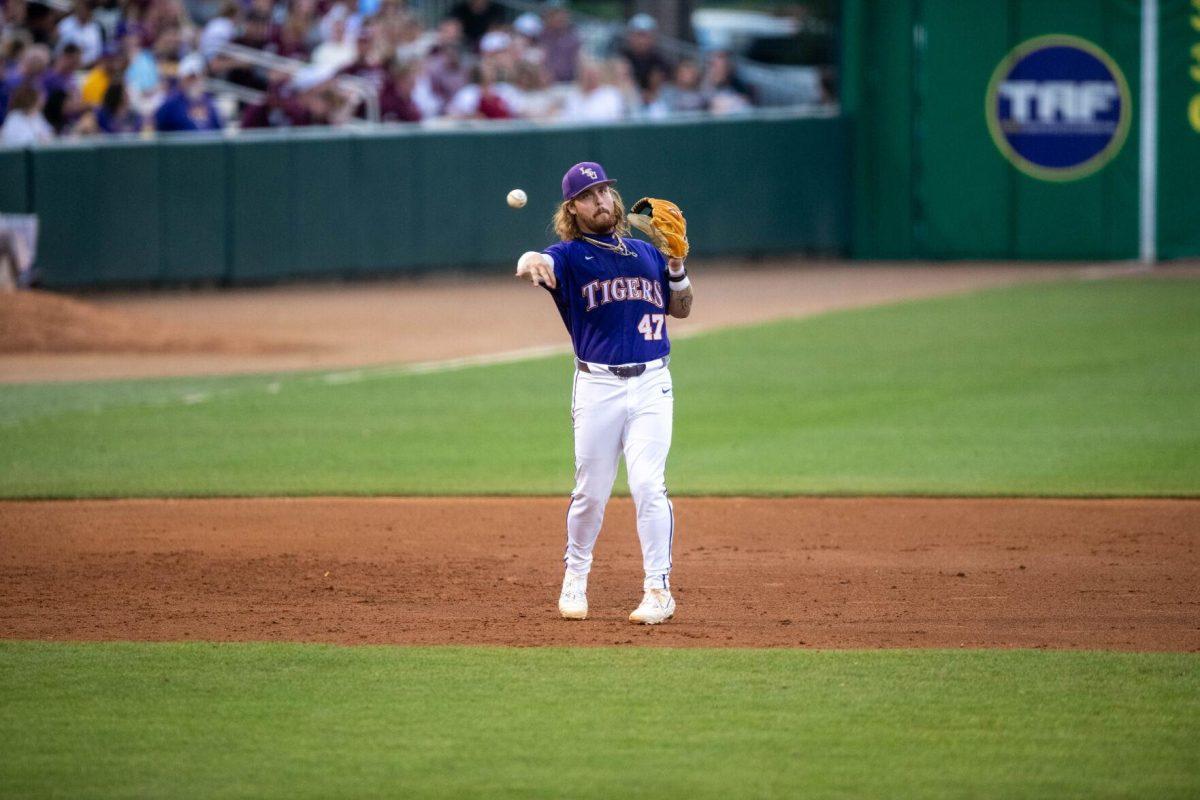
xmin=985 ymin=34 xmax=1132 ymax=183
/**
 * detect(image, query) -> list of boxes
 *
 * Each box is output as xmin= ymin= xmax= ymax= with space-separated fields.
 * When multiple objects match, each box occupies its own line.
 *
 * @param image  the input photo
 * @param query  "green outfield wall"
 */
xmin=1159 ymin=0 xmax=1200 ymax=259
xmin=842 ymin=0 xmax=1198 ymax=260
xmin=0 ymin=115 xmax=847 ymax=288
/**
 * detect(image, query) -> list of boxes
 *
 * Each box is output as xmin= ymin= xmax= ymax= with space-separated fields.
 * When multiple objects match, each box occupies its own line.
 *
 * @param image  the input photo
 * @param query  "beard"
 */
xmin=580 ymin=207 xmax=615 ymax=234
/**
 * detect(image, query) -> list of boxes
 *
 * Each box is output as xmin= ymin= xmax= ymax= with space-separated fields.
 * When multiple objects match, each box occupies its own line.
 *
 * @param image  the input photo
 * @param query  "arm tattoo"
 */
xmin=668 ymin=286 xmax=693 ymax=318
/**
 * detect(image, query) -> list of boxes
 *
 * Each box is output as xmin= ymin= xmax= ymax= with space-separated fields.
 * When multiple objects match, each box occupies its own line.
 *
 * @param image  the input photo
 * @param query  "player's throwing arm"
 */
xmin=511 ymin=161 xmax=694 ymax=626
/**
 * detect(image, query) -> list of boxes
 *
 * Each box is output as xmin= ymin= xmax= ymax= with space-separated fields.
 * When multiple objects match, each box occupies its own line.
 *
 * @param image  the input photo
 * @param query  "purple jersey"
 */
xmin=543 ymin=233 xmax=671 ymax=366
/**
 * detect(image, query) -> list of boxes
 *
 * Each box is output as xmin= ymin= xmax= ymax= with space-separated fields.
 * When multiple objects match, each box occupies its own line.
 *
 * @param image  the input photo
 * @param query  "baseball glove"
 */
xmin=629 ymin=197 xmax=689 ymax=260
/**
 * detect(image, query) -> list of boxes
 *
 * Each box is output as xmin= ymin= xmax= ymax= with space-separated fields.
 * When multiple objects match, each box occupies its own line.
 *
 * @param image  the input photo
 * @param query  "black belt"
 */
xmin=576 ymin=357 xmax=666 ymax=379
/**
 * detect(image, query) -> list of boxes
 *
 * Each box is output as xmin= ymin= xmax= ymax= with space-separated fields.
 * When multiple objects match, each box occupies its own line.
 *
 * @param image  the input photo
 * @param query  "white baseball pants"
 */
xmin=564 ymin=360 xmax=674 ymax=590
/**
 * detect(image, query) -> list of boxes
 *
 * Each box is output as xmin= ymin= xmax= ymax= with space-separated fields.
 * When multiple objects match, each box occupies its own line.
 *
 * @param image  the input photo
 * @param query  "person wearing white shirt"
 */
xmin=559 ymin=59 xmax=625 ymax=122
xmin=200 ymin=2 xmax=239 ymax=59
xmin=311 ymin=17 xmax=357 ymax=71
xmin=1 ymin=83 xmax=54 ymax=146
xmin=55 ymin=1 xmax=105 ymax=67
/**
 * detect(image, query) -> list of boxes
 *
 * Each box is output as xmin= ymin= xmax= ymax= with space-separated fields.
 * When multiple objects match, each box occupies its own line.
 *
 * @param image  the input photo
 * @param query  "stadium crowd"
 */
xmin=0 ymin=0 xmax=762 ymax=144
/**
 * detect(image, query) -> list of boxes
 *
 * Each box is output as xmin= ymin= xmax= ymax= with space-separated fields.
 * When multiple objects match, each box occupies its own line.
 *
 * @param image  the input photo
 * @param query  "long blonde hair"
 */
xmin=553 ymin=187 xmax=631 ymax=241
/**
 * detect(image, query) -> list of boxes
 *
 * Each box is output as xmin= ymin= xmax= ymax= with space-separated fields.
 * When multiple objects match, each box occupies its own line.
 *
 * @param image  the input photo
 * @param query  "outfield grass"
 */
xmin=1 ymin=278 xmax=1197 ymax=497
xmin=0 ymin=642 xmax=1195 ymax=799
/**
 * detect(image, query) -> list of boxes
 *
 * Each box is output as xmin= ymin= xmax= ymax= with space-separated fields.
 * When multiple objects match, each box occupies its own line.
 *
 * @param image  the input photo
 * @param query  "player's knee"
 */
xmin=629 ymin=478 xmax=667 ymax=507
xmin=570 ymin=488 xmax=610 ymax=510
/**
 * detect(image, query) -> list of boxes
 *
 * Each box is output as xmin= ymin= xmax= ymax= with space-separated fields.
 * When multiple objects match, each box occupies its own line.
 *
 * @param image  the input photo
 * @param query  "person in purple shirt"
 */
xmin=539 ymin=2 xmax=580 ymax=83
xmin=41 ymin=43 xmax=82 ymax=132
xmin=515 ymin=161 xmax=695 ymax=626
xmin=154 ymin=53 xmax=222 ymax=132
xmin=2 ymin=44 xmax=50 ymax=122
xmin=96 ymin=82 xmax=142 ymax=133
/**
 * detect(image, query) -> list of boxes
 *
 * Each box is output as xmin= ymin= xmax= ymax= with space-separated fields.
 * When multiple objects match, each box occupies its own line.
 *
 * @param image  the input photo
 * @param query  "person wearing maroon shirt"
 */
xmin=378 ymin=59 xmax=420 ymax=122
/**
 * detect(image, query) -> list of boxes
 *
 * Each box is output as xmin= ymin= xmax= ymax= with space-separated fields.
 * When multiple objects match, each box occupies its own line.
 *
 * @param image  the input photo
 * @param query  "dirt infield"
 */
xmin=2 ymin=497 xmax=1196 ymax=651
xmin=0 ymin=290 xmax=300 ymax=356
xmin=1 ymin=262 xmax=1107 ymax=383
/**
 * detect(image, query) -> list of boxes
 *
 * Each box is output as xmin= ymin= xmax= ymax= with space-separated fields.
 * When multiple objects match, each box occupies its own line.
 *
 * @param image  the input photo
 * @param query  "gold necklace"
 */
xmin=581 ymin=234 xmax=636 ymax=257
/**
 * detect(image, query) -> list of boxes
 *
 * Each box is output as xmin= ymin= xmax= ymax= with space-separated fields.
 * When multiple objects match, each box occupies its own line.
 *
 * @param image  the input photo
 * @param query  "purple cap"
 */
xmin=562 ymin=161 xmax=616 ymax=201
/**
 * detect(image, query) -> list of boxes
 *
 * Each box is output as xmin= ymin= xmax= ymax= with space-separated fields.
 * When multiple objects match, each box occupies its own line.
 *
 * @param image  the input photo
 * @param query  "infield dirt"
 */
xmin=2 ymin=497 xmax=1196 ymax=651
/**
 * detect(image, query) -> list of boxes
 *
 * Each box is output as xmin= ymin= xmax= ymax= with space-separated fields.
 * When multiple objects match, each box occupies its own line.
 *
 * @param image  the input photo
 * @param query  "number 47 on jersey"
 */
xmin=638 ymin=313 xmax=665 ymax=341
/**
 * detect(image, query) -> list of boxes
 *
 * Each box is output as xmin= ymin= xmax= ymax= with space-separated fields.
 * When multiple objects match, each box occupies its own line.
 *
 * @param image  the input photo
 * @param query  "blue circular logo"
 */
xmin=986 ymin=35 xmax=1131 ymax=181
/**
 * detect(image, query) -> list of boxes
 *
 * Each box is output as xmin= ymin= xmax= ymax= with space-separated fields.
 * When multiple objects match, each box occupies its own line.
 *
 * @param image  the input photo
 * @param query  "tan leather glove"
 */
xmin=629 ymin=197 xmax=689 ymax=260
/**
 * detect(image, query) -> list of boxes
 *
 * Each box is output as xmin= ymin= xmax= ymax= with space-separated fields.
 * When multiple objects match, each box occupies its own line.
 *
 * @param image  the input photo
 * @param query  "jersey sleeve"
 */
xmin=651 ymin=246 xmax=671 ymax=302
xmin=542 ymin=241 xmax=571 ymax=300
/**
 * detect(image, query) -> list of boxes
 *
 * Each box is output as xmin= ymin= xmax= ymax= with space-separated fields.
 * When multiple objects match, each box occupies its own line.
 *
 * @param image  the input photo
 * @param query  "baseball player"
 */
xmin=515 ymin=161 xmax=693 ymax=625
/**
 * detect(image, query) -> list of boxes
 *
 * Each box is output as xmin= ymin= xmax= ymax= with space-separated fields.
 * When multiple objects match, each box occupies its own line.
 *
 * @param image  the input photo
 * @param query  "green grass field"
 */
xmin=2 ymin=277 xmax=1198 ymax=798
xmin=1 ymin=278 xmax=1198 ymax=497
xmin=1 ymin=643 xmax=1197 ymax=799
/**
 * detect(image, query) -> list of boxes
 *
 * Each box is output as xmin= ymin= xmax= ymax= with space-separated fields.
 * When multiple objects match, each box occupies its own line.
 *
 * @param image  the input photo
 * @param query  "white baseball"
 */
xmin=507 ymin=188 xmax=527 ymax=209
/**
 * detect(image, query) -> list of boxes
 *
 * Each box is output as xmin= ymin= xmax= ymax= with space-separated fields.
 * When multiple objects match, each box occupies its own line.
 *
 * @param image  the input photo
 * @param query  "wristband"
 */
xmin=668 ymin=265 xmax=686 ymax=279
xmin=668 ymin=275 xmax=690 ymax=291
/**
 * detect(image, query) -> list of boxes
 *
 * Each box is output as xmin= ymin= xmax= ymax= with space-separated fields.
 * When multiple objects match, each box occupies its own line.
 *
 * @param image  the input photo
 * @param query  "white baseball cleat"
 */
xmin=558 ymin=573 xmax=588 ymax=620
xmin=629 ymin=588 xmax=675 ymax=625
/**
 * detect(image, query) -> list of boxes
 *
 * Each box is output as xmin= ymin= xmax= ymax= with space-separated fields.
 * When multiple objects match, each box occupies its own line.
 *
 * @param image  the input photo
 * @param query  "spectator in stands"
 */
xmin=150 ymin=23 xmax=186 ymax=75
xmin=703 ymin=50 xmax=753 ymax=114
xmin=446 ymin=60 xmax=519 ymax=120
xmin=312 ymin=13 xmax=356 ymax=71
xmin=377 ymin=58 xmax=420 ymax=122
xmin=610 ymin=56 xmax=641 ymax=115
xmin=512 ymin=12 xmax=541 ymax=60
xmin=420 ymin=17 xmax=467 ymax=114
xmin=17 ymin=0 xmax=56 ymax=47
xmin=272 ymin=6 xmax=314 ymax=60
xmin=122 ymin=30 xmax=161 ymax=118
xmin=660 ymin=58 xmax=705 ymax=114
xmin=6 ymin=41 xmax=48 ymax=93
xmin=539 ymin=1 xmax=579 ymax=84
xmin=1 ymin=80 xmax=52 ymax=144
xmin=511 ymin=57 xmax=555 ymax=119
xmin=446 ymin=0 xmax=505 ymax=53
xmin=154 ymin=52 xmax=221 ymax=131
xmin=0 ymin=37 xmax=19 ymax=121
xmin=41 ymin=41 xmax=82 ymax=131
xmin=240 ymin=69 xmax=308 ymax=127
xmin=141 ymin=0 xmax=197 ymax=51
xmin=55 ymin=0 xmax=104 ymax=67
xmin=318 ymin=2 xmax=359 ymax=46
xmin=390 ymin=10 xmax=427 ymax=62
xmin=2 ymin=0 xmax=30 ymax=39
xmin=636 ymin=63 xmax=669 ymax=119
xmin=3 ymin=40 xmax=44 ymax=121
xmin=80 ymin=43 xmax=126 ymax=107
xmin=199 ymin=0 xmax=237 ymax=59
xmin=1 ymin=33 xmax=28 ymax=78
xmin=559 ymin=57 xmax=623 ymax=122
xmin=617 ymin=13 xmax=670 ymax=93
xmin=478 ymin=30 xmax=513 ymax=76
xmin=237 ymin=15 xmax=273 ymax=54
xmin=292 ymin=74 xmax=353 ymax=126
xmin=95 ymin=81 xmax=142 ymax=132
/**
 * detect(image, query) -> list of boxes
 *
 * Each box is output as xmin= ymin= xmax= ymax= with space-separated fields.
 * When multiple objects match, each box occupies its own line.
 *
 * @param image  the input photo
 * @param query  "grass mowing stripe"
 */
xmin=0 ymin=642 xmax=1196 ymax=799
xmin=0 ymin=345 xmax=575 ymax=428
xmin=1 ymin=278 xmax=1197 ymax=497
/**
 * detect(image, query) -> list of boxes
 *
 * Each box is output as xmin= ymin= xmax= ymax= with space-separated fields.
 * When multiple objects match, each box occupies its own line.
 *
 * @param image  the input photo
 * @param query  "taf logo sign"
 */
xmin=986 ymin=35 xmax=1131 ymax=181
